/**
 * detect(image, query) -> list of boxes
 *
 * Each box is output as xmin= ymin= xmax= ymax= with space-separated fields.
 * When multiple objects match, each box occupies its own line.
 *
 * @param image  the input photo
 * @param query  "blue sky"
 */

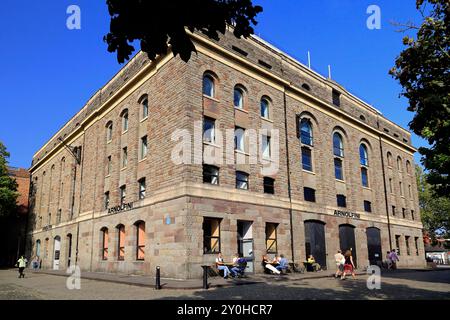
xmin=0 ymin=0 xmax=427 ymax=169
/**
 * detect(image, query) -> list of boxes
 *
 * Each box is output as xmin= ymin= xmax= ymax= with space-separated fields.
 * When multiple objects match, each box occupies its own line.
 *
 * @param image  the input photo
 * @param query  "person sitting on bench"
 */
xmin=307 ymin=255 xmax=321 ymax=272
xmin=275 ymin=254 xmax=289 ymax=273
xmin=262 ymin=255 xmax=281 ymax=275
xmin=215 ymin=253 xmax=232 ymax=279
xmin=231 ymin=254 xmax=247 ymax=277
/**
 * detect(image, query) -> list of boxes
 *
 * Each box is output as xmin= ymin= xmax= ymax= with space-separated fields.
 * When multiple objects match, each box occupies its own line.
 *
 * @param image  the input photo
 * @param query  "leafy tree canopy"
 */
xmin=390 ymin=0 xmax=450 ymax=197
xmin=104 ymin=0 xmax=263 ymax=63
xmin=0 ymin=141 xmax=18 ymax=218
xmin=416 ymin=165 xmax=450 ymax=241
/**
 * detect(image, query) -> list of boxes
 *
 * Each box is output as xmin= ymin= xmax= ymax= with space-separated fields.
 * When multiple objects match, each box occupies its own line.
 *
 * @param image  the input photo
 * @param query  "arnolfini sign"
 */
xmin=334 ymin=210 xmax=361 ymax=220
xmin=108 ymin=203 xmax=134 ymax=215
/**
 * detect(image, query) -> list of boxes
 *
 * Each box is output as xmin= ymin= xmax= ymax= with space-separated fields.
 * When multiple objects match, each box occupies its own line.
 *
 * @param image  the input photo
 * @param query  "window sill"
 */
xmin=138 ymin=158 xmax=147 ymax=163
xmin=302 ymin=169 xmax=315 ymax=175
xmin=362 ymin=186 xmax=372 ymax=191
xmin=203 ymin=141 xmax=221 ymax=148
xmin=107 ymin=140 xmax=112 ymax=145
xmin=260 ymin=116 xmax=273 ymax=123
xmin=122 ymin=130 xmax=128 ymax=135
xmin=140 ymin=117 xmax=148 ymax=123
xmin=203 ymin=95 xmax=220 ymax=103
xmin=335 ymin=179 xmax=345 ymax=183
xmin=105 ymin=174 xmax=111 ymax=178
xmin=121 ymin=167 xmax=127 ymax=171
xmin=235 ymin=149 xmax=248 ymax=155
xmin=234 ymin=107 xmax=248 ymax=113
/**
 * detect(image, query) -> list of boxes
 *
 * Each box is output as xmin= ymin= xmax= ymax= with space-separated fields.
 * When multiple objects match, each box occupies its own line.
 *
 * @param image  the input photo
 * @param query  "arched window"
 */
xmin=106 ymin=122 xmax=113 ymax=142
xmin=234 ymin=86 xmax=244 ymax=109
xmin=117 ymin=225 xmax=125 ymax=261
xmin=397 ymin=156 xmax=402 ymax=171
xmin=121 ymin=110 xmax=129 ymax=133
xmin=333 ymin=132 xmax=344 ymax=157
xmin=406 ymin=160 xmax=411 ymax=174
xmin=386 ymin=152 xmax=392 ymax=167
xmin=203 ymin=75 xmax=214 ymax=98
xmin=260 ymin=97 xmax=270 ymax=119
xmin=140 ymin=95 xmax=149 ymax=119
xmin=300 ymin=119 xmax=313 ymax=146
xmin=359 ymin=144 xmax=369 ymax=166
xmin=135 ymin=221 xmax=145 ymax=261
xmin=302 ymin=83 xmax=311 ymax=91
xmin=101 ymin=227 xmax=108 ymax=260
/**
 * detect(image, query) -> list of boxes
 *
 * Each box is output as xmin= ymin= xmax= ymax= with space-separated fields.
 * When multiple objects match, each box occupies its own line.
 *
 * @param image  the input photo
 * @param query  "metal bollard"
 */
xmin=155 ymin=266 xmax=162 ymax=290
xmin=201 ymin=265 xmax=209 ymax=290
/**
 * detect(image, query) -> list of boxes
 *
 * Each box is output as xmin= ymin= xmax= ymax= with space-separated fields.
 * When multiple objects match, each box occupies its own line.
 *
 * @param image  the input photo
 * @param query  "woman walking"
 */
xmin=341 ymin=250 xmax=356 ymax=280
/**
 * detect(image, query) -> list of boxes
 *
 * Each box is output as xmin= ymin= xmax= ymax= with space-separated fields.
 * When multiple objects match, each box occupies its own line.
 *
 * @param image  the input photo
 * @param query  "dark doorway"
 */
xmin=367 ymin=227 xmax=382 ymax=266
xmin=339 ymin=224 xmax=357 ymax=268
xmin=304 ymin=221 xmax=327 ymax=270
xmin=237 ymin=221 xmax=254 ymax=273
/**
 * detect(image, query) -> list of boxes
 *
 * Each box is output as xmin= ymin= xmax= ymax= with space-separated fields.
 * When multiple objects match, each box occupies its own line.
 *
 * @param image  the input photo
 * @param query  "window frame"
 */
xmin=300 ymin=119 xmax=313 ymax=146
xmin=265 ymin=223 xmax=278 ymax=254
xmin=136 ymin=222 xmax=145 ymax=261
xmin=260 ymin=97 xmax=270 ymax=119
xmin=140 ymin=136 xmax=148 ymax=160
xmin=138 ymin=178 xmax=146 ymax=200
xmin=120 ymin=185 xmax=126 ymax=206
xmin=301 ymin=147 xmax=313 ymax=172
xmin=263 ymin=177 xmax=275 ymax=195
xmin=203 ymin=165 xmax=219 ymax=185
xmin=334 ymin=158 xmax=344 ymax=180
xmin=236 ymin=171 xmax=249 ymax=190
xmin=101 ymin=228 xmax=109 ymax=261
xmin=304 ymin=187 xmax=316 ymax=202
xmin=117 ymin=225 xmax=125 ymax=261
xmin=234 ymin=87 xmax=244 ymax=109
xmin=203 ymin=218 xmax=221 ymax=254
xmin=337 ymin=194 xmax=347 ymax=208
xmin=203 ymin=75 xmax=215 ymax=98
xmin=203 ymin=117 xmax=216 ymax=144
xmin=364 ymin=200 xmax=372 ymax=213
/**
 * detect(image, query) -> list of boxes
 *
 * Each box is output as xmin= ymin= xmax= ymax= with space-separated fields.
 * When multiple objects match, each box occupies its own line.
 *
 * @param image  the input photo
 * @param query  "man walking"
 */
xmin=16 ymin=256 xmax=28 ymax=278
xmin=389 ymin=250 xmax=399 ymax=270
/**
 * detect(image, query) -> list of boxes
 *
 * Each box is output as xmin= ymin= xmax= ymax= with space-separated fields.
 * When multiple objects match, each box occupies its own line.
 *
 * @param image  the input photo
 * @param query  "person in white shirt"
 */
xmin=334 ymin=250 xmax=345 ymax=278
xmin=215 ymin=253 xmax=232 ymax=279
xmin=261 ymin=255 xmax=281 ymax=275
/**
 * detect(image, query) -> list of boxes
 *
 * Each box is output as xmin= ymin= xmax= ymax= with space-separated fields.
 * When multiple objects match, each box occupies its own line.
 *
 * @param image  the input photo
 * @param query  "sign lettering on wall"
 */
xmin=334 ymin=210 xmax=361 ymax=220
xmin=108 ymin=202 xmax=134 ymax=215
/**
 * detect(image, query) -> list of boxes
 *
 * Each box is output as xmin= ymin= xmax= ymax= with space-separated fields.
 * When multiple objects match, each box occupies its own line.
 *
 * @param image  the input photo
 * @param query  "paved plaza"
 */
xmin=0 ymin=269 xmax=448 ymax=300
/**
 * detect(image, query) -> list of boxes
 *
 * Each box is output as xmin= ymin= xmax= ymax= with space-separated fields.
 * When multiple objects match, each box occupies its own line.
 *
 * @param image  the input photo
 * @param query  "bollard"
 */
xmin=201 ymin=265 xmax=210 ymax=290
xmin=155 ymin=266 xmax=162 ymax=290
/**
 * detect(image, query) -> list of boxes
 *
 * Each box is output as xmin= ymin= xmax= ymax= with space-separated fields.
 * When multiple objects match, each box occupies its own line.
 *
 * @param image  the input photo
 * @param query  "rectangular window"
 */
xmin=395 ymin=235 xmax=401 ymax=256
xmin=122 ymin=147 xmax=128 ymax=168
xmin=263 ymin=177 xmax=275 ymax=195
xmin=414 ymin=237 xmax=419 ymax=256
xmin=405 ymin=236 xmax=411 ymax=256
xmin=399 ymin=182 xmax=403 ymax=196
xmin=302 ymin=147 xmax=313 ymax=172
xmin=138 ymin=178 xmax=146 ymax=200
xmin=304 ymin=187 xmax=316 ymax=202
xmin=107 ymin=124 xmax=113 ymax=142
xmin=120 ymin=186 xmax=126 ymax=206
xmin=203 ymin=218 xmax=221 ymax=254
xmin=411 ymin=210 xmax=415 ymax=221
xmin=392 ymin=206 xmax=396 ymax=216
xmin=409 ymin=185 xmax=412 ymax=198
xmin=140 ymin=136 xmax=148 ymax=159
xmin=118 ymin=225 xmax=125 ymax=261
xmin=104 ymin=192 xmax=110 ymax=210
xmin=262 ymin=135 xmax=271 ymax=159
xmin=402 ymin=208 xmax=406 ymax=219
xmin=122 ymin=113 xmax=129 ymax=132
xmin=102 ymin=229 xmax=108 ymax=260
xmin=236 ymin=171 xmax=249 ymax=190
xmin=334 ymin=158 xmax=343 ymax=180
xmin=332 ymin=89 xmax=341 ymax=107
xmin=361 ymin=168 xmax=369 ymax=187
xmin=364 ymin=201 xmax=372 ymax=213
xmin=266 ymin=223 xmax=278 ymax=254
xmin=106 ymin=156 xmax=112 ymax=176
xmin=136 ymin=222 xmax=145 ymax=261
xmin=56 ymin=209 xmax=62 ymax=224
xmin=203 ymin=165 xmax=219 ymax=185
xmin=203 ymin=117 xmax=215 ymax=143
xmin=337 ymin=194 xmax=347 ymax=208
xmin=389 ymin=178 xmax=393 ymax=193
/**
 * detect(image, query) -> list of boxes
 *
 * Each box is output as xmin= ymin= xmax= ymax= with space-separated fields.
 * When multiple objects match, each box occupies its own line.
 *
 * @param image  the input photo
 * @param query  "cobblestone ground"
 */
xmin=0 ymin=269 xmax=448 ymax=300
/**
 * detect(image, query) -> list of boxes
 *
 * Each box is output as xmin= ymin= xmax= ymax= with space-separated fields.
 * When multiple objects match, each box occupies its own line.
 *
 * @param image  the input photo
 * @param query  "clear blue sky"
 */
xmin=0 ymin=0 xmax=428 ymax=169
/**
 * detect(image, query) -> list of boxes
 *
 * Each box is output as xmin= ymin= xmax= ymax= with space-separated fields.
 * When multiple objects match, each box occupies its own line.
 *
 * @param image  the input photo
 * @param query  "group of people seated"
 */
xmin=215 ymin=253 xmax=247 ymax=279
xmin=261 ymin=254 xmax=289 ymax=275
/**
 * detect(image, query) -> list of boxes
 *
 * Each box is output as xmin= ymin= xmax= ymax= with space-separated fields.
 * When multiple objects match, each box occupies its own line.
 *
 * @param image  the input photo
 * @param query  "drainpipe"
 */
xmin=282 ymin=87 xmax=296 ymax=264
xmin=379 ymin=132 xmax=393 ymax=251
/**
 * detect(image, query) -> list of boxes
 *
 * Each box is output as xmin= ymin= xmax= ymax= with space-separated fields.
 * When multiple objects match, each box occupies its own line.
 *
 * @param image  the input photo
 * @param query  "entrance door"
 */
xmin=339 ymin=225 xmax=357 ymax=268
xmin=237 ymin=221 xmax=254 ymax=273
xmin=53 ymin=236 xmax=61 ymax=270
xmin=367 ymin=227 xmax=382 ymax=266
xmin=304 ymin=221 xmax=327 ymax=270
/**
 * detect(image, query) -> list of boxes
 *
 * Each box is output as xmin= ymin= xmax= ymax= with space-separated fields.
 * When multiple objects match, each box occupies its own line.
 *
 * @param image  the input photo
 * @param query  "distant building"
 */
xmin=0 ymin=167 xmax=30 ymax=267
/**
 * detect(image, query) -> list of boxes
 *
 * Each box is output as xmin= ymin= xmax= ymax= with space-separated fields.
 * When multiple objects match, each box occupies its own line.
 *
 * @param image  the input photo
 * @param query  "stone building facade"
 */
xmin=27 ymin=30 xmax=425 ymax=279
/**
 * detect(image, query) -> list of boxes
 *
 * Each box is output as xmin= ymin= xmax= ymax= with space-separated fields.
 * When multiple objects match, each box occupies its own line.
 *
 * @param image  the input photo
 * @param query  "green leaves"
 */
xmin=391 ymin=0 xmax=450 ymax=197
xmin=104 ymin=0 xmax=263 ymax=63
xmin=0 ymin=141 xmax=18 ymax=218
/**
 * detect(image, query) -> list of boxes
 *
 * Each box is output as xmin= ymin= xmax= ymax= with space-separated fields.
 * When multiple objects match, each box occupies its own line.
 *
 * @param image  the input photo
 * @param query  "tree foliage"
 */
xmin=0 ymin=141 xmax=18 ymax=218
xmin=104 ymin=0 xmax=263 ymax=64
xmin=416 ymin=165 xmax=450 ymax=240
xmin=390 ymin=0 xmax=450 ymax=197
